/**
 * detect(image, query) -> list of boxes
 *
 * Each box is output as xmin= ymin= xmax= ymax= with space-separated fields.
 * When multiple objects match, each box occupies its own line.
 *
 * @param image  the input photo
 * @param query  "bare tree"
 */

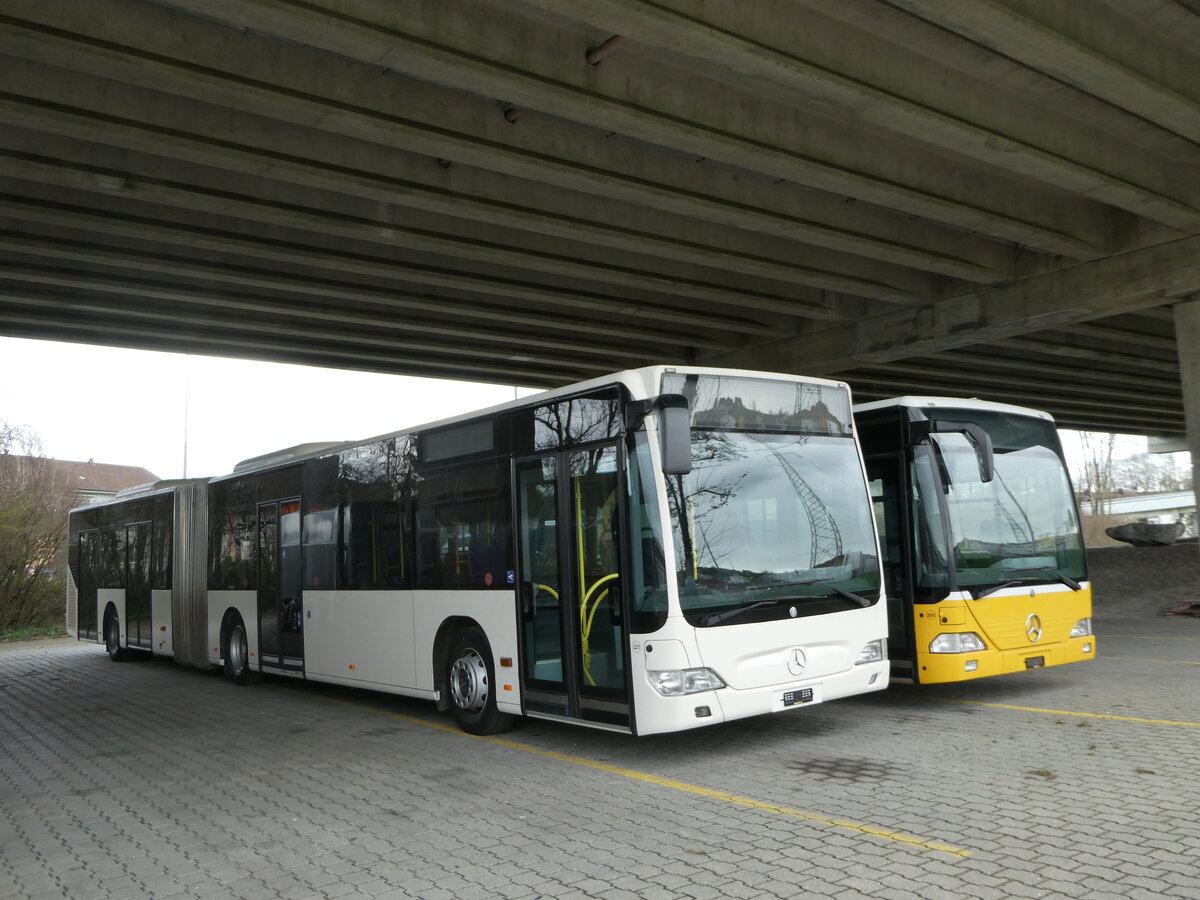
xmin=1077 ymin=432 xmax=1117 ymax=515
xmin=0 ymin=421 xmax=74 ymax=633
xmin=1112 ymin=452 xmax=1194 ymax=494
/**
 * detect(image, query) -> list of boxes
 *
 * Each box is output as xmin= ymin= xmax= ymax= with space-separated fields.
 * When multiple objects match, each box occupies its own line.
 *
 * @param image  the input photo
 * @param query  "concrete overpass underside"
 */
xmin=2 ymin=1 xmax=1200 ymax=436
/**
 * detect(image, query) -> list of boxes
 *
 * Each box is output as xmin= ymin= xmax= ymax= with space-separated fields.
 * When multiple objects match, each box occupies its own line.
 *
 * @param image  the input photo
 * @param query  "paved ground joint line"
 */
xmin=1102 ymin=655 xmax=1200 ymax=666
xmin=336 ymin=697 xmax=973 ymax=859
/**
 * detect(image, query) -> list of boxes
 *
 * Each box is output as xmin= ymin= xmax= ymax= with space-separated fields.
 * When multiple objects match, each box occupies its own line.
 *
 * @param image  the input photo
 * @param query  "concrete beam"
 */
xmin=1051 ymin=322 xmax=1178 ymax=354
xmin=0 ymin=315 xmax=570 ymax=387
xmin=711 ymin=234 xmax=1199 ymax=371
xmin=0 ymin=230 xmax=702 ymax=355
xmin=2 ymin=148 xmax=851 ymax=321
xmin=0 ymin=196 xmax=766 ymax=350
xmin=0 ymin=297 xmax=584 ymax=385
xmin=0 ymin=252 xmax=673 ymax=366
xmin=0 ymin=0 xmax=1107 ymax=259
xmin=888 ymin=0 xmax=1200 ymax=145
xmin=990 ymin=336 xmax=1181 ymax=376
xmin=0 ymin=276 xmax=621 ymax=375
xmin=934 ymin=347 xmax=1181 ymax=393
xmin=853 ymin=360 xmax=1180 ymax=405
xmin=0 ymin=81 xmax=940 ymax=304
xmin=515 ymin=0 xmax=1200 ymax=230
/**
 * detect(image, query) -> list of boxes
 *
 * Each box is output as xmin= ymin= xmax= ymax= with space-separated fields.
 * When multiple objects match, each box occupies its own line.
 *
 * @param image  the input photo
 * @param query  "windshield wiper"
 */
xmin=974 ymin=567 xmax=1081 ymax=599
xmin=974 ymin=579 xmax=1024 ymax=599
xmin=817 ymin=582 xmax=873 ymax=608
xmin=1005 ymin=566 xmax=1081 ymax=591
xmin=754 ymin=578 xmax=875 ymax=608
xmin=700 ymin=597 xmax=789 ymax=626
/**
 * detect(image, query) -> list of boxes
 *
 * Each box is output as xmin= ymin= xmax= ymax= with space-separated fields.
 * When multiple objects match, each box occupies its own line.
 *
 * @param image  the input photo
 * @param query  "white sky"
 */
xmin=0 ymin=335 xmax=1179 ymax=486
xmin=0 ymin=336 xmax=540 ymax=480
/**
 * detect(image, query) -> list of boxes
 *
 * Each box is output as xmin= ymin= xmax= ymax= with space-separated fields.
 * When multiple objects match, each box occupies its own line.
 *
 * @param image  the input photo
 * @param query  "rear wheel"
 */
xmin=104 ymin=612 xmax=129 ymax=662
xmin=223 ymin=617 xmax=260 ymax=685
xmin=447 ymin=627 xmax=513 ymax=735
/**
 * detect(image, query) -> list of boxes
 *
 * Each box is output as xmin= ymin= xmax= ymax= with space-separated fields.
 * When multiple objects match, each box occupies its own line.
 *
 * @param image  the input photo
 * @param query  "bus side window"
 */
xmin=302 ymin=507 xmax=338 ymax=589
xmin=414 ymin=461 xmax=512 ymax=589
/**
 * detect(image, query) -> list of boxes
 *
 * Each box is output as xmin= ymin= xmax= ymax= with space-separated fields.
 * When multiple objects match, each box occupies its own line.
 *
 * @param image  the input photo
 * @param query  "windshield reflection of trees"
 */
xmin=928 ymin=441 xmax=1086 ymax=586
xmin=667 ymin=432 xmax=878 ymax=615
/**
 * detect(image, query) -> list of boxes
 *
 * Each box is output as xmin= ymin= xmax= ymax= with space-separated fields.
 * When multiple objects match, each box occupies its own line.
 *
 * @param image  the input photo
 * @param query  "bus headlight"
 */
xmin=929 ymin=632 xmax=987 ymax=653
xmin=1069 ymin=618 xmax=1093 ymax=638
xmin=648 ymin=667 xmax=726 ymax=696
xmin=855 ymin=639 xmax=886 ymax=665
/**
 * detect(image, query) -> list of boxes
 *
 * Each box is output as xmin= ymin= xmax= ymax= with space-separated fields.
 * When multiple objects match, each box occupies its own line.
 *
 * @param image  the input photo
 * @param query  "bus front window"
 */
xmin=666 ymin=432 xmax=880 ymax=625
xmin=914 ymin=415 xmax=1086 ymax=595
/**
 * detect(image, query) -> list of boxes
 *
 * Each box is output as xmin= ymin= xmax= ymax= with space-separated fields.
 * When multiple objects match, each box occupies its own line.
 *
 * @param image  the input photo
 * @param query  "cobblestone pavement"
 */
xmin=2 ymin=605 xmax=1198 ymax=900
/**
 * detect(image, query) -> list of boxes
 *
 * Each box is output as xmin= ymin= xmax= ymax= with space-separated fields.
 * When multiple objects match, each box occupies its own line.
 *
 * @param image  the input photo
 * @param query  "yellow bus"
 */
xmin=853 ymin=397 xmax=1094 ymax=684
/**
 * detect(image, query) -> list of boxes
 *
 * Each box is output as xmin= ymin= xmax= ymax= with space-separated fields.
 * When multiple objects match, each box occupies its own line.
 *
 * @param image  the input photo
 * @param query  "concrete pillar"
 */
xmin=1173 ymin=299 xmax=1200 ymax=552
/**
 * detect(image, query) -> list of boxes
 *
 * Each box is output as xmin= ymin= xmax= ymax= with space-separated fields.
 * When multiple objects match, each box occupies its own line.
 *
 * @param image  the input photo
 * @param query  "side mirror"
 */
xmin=911 ymin=419 xmax=994 ymax=483
xmin=659 ymin=394 xmax=692 ymax=475
xmin=626 ymin=394 xmax=692 ymax=475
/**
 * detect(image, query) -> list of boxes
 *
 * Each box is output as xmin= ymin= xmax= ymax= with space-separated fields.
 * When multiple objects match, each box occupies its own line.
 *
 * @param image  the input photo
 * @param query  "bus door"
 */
xmin=257 ymin=498 xmax=304 ymax=670
xmin=516 ymin=444 xmax=630 ymax=727
xmin=78 ymin=530 xmax=100 ymax=640
xmin=124 ymin=522 xmax=152 ymax=649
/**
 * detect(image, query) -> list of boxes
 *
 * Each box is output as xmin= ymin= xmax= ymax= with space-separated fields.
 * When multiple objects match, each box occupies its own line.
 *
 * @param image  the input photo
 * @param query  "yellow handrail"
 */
xmin=580 ymin=572 xmax=619 ymax=686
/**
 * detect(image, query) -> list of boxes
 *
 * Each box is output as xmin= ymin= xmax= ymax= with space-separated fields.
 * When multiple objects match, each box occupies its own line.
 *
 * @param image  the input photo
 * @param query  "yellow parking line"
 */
xmin=345 ymin=700 xmax=972 ymax=858
xmin=940 ymin=698 xmax=1200 ymax=728
xmin=1103 ymin=656 xmax=1200 ymax=666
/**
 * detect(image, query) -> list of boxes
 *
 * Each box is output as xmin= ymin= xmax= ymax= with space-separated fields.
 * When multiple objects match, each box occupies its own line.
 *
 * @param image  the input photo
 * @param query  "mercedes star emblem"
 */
xmin=787 ymin=647 xmax=807 ymax=677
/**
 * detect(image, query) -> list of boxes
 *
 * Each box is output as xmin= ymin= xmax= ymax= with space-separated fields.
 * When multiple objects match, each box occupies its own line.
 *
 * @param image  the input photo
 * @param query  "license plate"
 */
xmin=1025 ymin=655 xmax=1045 ymax=669
xmin=782 ymin=687 xmax=815 ymax=707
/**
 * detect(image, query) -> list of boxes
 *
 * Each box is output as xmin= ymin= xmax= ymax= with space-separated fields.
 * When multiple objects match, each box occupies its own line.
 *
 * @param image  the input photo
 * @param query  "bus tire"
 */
xmin=223 ymin=616 xmax=260 ymax=685
xmin=447 ymin=627 xmax=513 ymax=735
xmin=104 ymin=610 xmax=129 ymax=662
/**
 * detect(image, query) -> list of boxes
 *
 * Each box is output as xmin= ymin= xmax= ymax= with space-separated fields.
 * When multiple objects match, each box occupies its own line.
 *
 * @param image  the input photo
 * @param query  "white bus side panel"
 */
xmin=151 ymin=589 xmax=173 ymax=657
xmin=97 ymin=588 xmax=125 ymax=647
xmin=207 ymin=591 xmax=258 ymax=667
xmin=413 ymin=590 xmax=522 ymax=715
xmin=304 ymin=590 xmax=416 ymax=688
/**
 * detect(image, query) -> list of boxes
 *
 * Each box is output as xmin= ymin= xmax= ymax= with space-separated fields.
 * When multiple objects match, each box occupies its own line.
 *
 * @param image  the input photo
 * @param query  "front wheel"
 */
xmin=446 ymin=627 xmax=513 ymax=735
xmin=223 ymin=617 xmax=260 ymax=685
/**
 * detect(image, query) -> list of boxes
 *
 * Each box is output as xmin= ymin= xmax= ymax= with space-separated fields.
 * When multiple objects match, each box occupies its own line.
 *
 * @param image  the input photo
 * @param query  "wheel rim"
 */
xmin=449 ymin=648 xmax=488 ymax=714
xmin=228 ymin=624 xmax=247 ymax=675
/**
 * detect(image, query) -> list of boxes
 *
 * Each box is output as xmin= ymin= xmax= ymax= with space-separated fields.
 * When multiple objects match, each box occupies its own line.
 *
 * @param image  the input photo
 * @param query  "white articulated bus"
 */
xmin=67 ymin=367 xmax=888 ymax=735
xmin=853 ymin=396 xmax=1094 ymax=685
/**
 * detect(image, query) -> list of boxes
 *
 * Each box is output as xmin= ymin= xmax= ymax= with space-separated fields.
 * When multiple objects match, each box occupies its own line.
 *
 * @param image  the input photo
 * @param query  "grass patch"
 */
xmin=1 ymin=623 xmax=68 ymax=642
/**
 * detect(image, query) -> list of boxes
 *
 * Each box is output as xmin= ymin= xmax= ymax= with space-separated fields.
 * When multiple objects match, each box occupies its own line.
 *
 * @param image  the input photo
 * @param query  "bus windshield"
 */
xmin=665 ymin=431 xmax=880 ymax=625
xmin=913 ymin=410 xmax=1086 ymax=594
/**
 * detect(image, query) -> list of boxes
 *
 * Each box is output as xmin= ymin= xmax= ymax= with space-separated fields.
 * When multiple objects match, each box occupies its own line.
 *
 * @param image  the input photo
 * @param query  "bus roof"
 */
xmin=68 ymin=478 xmax=207 ymax=517
xmin=852 ymin=395 xmax=1056 ymax=423
xmin=222 ymin=365 xmax=853 ymax=479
